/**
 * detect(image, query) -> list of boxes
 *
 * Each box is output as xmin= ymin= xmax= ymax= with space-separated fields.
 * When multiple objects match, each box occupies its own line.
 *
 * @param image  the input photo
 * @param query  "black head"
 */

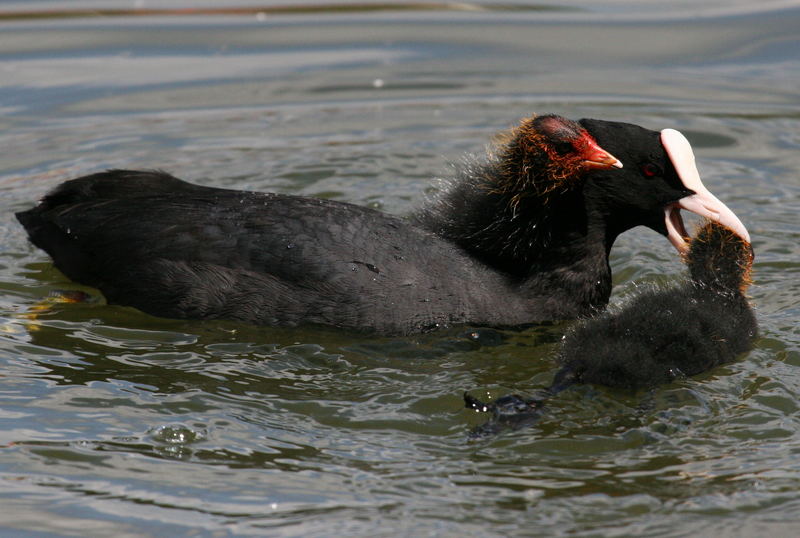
xmin=578 ymin=118 xmax=750 ymax=253
xmin=686 ymin=220 xmax=753 ymax=294
xmin=418 ymin=114 xmax=751 ymax=278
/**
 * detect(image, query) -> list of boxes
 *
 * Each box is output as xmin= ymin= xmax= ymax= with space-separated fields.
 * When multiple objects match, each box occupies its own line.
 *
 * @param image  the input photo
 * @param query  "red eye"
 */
xmin=641 ymin=163 xmax=661 ymax=177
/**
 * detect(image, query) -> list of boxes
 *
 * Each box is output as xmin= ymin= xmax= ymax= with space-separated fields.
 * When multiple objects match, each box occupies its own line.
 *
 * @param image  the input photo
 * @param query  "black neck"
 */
xmin=414 ymin=161 xmax=615 ymax=318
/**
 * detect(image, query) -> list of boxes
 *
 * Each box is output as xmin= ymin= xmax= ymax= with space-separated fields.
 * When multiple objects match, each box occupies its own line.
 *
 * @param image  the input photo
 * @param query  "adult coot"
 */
xmin=465 ymin=220 xmax=757 ymax=436
xmin=16 ymin=115 xmax=749 ymax=335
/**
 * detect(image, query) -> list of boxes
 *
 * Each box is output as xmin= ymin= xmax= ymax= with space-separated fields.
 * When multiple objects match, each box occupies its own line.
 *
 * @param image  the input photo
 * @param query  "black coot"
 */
xmin=465 ymin=220 xmax=757 ymax=437
xmin=16 ymin=115 xmax=749 ymax=335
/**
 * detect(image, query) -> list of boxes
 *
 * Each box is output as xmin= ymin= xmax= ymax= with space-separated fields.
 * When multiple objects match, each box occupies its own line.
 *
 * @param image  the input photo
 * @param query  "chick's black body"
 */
xmin=554 ymin=221 xmax=756 ymax=390
xmin=17 ymin=115 xmax=704 ymax=334
xmin=551 ymin=278 xmax=754 ymax=390
xmin=466 ymin=221 xmax=757 ymax=437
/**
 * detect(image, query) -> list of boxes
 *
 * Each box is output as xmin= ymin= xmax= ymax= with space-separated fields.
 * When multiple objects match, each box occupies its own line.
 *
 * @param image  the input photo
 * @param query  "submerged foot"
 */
xmin=464 ymin=392 xmax=546 ymax=440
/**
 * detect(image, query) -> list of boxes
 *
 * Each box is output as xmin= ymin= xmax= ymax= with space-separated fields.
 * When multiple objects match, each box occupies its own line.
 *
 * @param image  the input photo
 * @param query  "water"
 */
xmin=2 ymin=1 xmax=800 ymax=535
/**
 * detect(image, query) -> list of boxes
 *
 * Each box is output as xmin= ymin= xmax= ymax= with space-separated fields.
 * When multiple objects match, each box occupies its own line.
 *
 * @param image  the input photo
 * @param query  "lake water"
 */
xmin=1 ymin=1 xmax=800 ymax=536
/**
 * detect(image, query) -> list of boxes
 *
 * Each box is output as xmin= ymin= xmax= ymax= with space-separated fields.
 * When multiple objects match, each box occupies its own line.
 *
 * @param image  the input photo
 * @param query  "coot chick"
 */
xmin=466 ymin=220 xmax=757 ymax=437
xmin=16 ymin=115 xmax=749 ymax=335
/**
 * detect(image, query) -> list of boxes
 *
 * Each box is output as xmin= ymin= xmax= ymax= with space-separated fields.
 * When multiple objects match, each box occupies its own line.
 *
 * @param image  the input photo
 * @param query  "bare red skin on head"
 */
xmin=572 ymin=130 xmax=623 ymax=170
xmin=487 ymin=115 xmax=624 ymax=212
xmin=530 ymin=115 xmax=621 ymax=170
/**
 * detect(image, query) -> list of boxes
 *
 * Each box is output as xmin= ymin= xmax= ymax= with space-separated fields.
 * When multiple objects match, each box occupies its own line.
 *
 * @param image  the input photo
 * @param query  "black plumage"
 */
xmin=16 ymin=114 xmax=747 ymax=335
xmin=465 ymin=220 xmax=757 ymax=437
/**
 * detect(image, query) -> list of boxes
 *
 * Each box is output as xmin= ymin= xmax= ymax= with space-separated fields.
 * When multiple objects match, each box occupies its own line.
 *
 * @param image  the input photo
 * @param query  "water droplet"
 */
xmin=149 ymin=423 xmax=205 ymax=445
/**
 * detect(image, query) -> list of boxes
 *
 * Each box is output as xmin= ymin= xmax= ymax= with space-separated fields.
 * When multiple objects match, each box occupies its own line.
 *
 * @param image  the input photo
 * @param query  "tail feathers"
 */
xmin=15 ymin=210 xmax=99 ymax=286
xmin=16 ymin=169 xmax=194 ymax=286
xmin=29 ymin=169 xmax=190 ymax=213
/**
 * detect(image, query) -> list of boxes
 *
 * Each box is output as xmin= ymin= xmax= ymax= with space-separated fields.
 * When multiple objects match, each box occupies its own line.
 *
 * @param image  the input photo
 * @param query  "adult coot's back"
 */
xmin=16 ymin=115 xmax=749 ymax=335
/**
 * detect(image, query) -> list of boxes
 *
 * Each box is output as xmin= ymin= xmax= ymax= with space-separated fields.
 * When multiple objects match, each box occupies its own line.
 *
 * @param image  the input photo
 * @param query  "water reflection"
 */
xmin=1 ymin=1 xmax=800 ymax=535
